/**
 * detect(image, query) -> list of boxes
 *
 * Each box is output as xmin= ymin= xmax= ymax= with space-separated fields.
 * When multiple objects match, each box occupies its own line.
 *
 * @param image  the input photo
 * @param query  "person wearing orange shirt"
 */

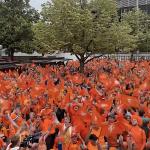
xmin=10 ymin=105 xmax=23 ymax=127
xmin=66 ymin=133 xmax=82 ymax=150
xmin=145 ymin=137 xmax=150 ymax=150
xmin=7 ymin=105 xmax=23 ymax=138
xmin=129 ymin=118 xmax=146 ymax=150
xmin=87 ymin=134 xmax=102 ymax=150
xmin=0 ymin=136 xmax=5 ymax=150
xmin=106 ymin=114 xmax=126 ymax=150
xmin=26 ymin=112 xmax=36 ymax=127
xmin=65 ymin=131 xmax=88 ymax=150
xmin=90 ymin=123 xmax=106 ymax=149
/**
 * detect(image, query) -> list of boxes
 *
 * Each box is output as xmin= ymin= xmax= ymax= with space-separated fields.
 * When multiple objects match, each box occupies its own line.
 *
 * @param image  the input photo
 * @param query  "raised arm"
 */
xmin=7 ymin=114 xmax=19 ymax=129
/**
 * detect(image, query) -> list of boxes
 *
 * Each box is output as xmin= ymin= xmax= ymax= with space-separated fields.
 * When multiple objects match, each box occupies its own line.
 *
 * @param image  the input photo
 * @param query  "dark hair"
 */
xmin=100 ymin=109 xmax=105 ymax=115
xmin=89 ymin=134 xmax=98 ymax=141
xmin=11 ymin=136 xmax=20 ymax=148
xmin=54 ymin=78 xmax=60 ymax=85
xmin=15 ymin=104 xmax=21 ymax=109
xmin=45 ymin=128 xmax=59 ymax=149
xmin=107 ymin=114 xmax=116 ymax=121
xmin=56 ymin=108 xmax=66 ymax=122
xmin=139 ymin=110 xmax=145 ymax=117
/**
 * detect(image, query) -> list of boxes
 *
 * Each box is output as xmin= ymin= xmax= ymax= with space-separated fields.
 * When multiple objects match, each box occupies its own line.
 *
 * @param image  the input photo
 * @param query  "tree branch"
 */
xmin=84 ymin=40 xmax=97 ymax=61
xmin=85 ymin=54 xmax=104 ymax=64
xmin=86 ymin=40 xmax=93 ymax=51
xmin=85 ymin=52 xmax=92 ymax=61
xmin=75 ymin=54 xmax=81 ymax=60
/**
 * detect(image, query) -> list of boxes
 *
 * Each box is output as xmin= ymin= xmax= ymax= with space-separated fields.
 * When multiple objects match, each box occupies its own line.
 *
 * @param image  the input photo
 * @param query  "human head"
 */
xmin=14 ymin=104 xmax=21 ymax=115
xmin=131 ymin=119 xmax=138 ymax=126
xmin=125 ymin=115 xmax=131 ymax=122
xmin=71 ymin=133 xmax=78 ymax=144
xmin=108 ymin=114 xmax=116 ymax=123
xmin=11 ymin=136 xmax=20 ymax=148
xmin=89 ymin=134 xmax=98 ymax=145
xmin=29 ymin=112 xmax=35 ymax=120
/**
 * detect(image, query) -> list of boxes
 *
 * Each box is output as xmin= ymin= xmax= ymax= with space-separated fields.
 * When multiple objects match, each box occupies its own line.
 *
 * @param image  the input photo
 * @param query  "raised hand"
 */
xmin=6 ymin=143 xmax=12 ymax=150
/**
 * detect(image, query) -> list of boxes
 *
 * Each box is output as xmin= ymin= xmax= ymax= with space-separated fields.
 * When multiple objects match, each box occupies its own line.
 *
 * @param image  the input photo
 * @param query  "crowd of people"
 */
xmin=0 ymin=59 xmax=149 ymax=150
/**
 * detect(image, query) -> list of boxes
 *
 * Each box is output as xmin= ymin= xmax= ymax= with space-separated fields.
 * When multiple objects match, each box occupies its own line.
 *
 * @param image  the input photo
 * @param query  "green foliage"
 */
xmin=107 ymin=22 xmax=137 ymax=52
xmin=0 ymin=0 xmax=39 ymax=54
xmin=34 ymin=0 xmax=118 ymax=55
xmin=34 ymin=0 xmax=138 ymax=58
xmin=122 ymin=9 xmax=150 ymax=52
xmin=33 ymin=0 xmax=140 ymax=72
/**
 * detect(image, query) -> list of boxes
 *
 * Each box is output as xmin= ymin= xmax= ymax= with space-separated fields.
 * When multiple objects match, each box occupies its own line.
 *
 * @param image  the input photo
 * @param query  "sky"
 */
xmin=30 ymin=0 xmax=48 ymax=10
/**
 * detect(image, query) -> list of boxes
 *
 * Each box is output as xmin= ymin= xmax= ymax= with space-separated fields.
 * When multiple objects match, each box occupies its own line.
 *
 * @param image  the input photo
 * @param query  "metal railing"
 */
xmin=100 ymin=53 xmax=150 ymax=61
xmin=117 ymin=0 xmax=150 ymax=8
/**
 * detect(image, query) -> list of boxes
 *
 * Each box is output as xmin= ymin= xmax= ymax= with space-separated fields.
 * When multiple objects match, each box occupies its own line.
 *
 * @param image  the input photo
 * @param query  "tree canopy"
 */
xmin=122 ymin=9 xmax=150 ymax=52
xmin=0 ymin=0 xmax=39 ymax=59
xmin=1 ymin=0 xmax=149 ymax=70
xmin=33 ymin=0 xmax=138 ymax=72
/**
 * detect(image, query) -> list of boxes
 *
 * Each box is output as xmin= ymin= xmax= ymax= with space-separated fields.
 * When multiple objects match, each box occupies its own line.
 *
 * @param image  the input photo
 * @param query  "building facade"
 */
xmin=117 ymin=0 xmax=150 ymax=14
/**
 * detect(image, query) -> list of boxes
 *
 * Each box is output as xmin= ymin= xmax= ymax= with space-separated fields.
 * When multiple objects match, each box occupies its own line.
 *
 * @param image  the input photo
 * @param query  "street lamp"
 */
xmin=0 ymin=45 xmax=2 ymax=50
xmin=146 ymin=19 xmax=150 ymax=53
xmin=136 ymin=0 xmax=139 ymax=11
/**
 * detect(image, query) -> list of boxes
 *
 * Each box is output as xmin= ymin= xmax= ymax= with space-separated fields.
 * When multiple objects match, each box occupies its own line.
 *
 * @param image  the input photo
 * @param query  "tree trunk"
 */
xmin=79 ymin=59 xmax=85 ymax=73
xmin=8 ymin=49 xmax=14 ymax=61
xmin=75 ymin=54 xmax=85 ymax=73
xmin=131 ymin=51 xmax=134 ymax=61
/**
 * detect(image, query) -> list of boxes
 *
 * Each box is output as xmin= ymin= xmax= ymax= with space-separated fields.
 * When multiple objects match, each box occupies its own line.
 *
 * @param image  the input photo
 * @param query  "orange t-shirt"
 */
xmin=91 ymin=128 xmax=105 ymax=145
xmin=67 ymin=142 xmax=81 ymax=150
xmin=131 ymin=115 xmax=143 ymax=126
xmin=0 ymin=126 xmax=8 ymax=137
xmin=11 ymin=113 xmax=23 ymax=126
xmin=41 ymin=118 xmax=52 ymax=132
xmin=0 ymin=138 xmax=4 ymax=149
xmin=87 ymin=142 xmax=98 ymax=150
xmin=130 ymin=126 xmax=146 ymax=150
xmin=8 ymin=125 xmax=16 ymax=138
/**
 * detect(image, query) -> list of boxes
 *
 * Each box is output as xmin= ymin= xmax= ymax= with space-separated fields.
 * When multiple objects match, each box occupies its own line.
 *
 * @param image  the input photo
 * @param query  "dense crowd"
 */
xmin=0 ymin=59 xmax=150 ymax=150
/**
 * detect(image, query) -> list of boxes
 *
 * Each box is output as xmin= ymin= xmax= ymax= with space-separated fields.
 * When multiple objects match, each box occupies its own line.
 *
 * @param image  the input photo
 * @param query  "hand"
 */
xmin=5 ymin=114 xmax=10 ymax=120
xmin=96 ymin=139 xmax=99 ymax=144
xmin=77 ymin=133 xmax=81 ymax=139
xmin=83 ymin=144 xmax=87 ymax=149
xmin=65 ymin=123 xmax=71 ymax=129
xmin=90 ymin=124 xmax=94 ymax=130
xmin=127 ymin=137 xmax=134 ymax=150
xmin=48 ymin=123 xmax=55 ymax=131
xmin=119 ymin=135 xmax=123 ymax=143
xmin=6 ymin=143 xmax=12 ymax=150
xmin=29 ymin=142 xmax=38 ymax=149
xmin=39 ymin=135 xmax=46 ymax=144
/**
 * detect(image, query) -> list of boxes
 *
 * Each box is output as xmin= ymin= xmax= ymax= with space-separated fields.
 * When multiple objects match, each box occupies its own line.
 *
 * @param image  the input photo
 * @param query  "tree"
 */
xmin=122 ymin=9 xmax=150 ymax=53
xmin=107 ymin=22 xmax=137 ymax=53
xmin=0 ymin=0 xmax=39 ymax=60
xmin=33 ymin=0 xmax=137 ymax=72
xmin=32 ymin=21 xmax=56 ymax=55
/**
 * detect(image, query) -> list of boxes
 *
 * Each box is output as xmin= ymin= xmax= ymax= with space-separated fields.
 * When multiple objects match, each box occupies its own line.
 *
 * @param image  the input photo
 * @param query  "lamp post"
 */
xmin=146 ymin=19 xmax=150 ymax=53
xmin=0 ymin=45 xmax=3 ymax=57
xmin=0 ymin=45 xmax=2 ymax=50
xmin=136 ymin=0 xmax=139 ymax=11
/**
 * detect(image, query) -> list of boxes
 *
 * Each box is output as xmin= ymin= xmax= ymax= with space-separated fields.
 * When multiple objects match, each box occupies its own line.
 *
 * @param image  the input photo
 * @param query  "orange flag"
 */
xmin=116 ymin=94 xmax=140 ymax=109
